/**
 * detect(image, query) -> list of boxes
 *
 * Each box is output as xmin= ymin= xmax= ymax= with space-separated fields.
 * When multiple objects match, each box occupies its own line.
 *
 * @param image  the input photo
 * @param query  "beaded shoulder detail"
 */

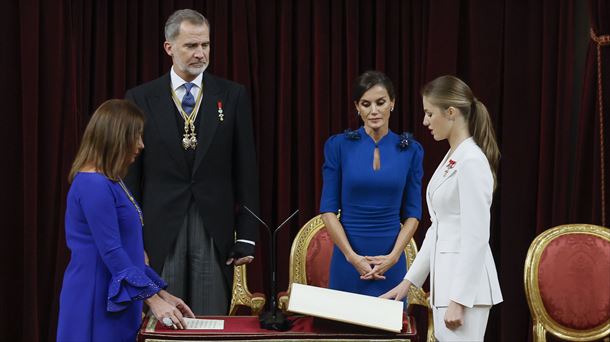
xmin=343 ymin=128 xmax=361 ymax=140
xmin=398 ymin=132 xmax=413 ymax=150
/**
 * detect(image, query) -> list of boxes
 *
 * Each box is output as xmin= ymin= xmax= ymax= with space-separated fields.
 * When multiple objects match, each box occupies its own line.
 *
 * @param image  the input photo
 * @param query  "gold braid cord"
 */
xmin=590 ymin=28 xmax=610 ymax=226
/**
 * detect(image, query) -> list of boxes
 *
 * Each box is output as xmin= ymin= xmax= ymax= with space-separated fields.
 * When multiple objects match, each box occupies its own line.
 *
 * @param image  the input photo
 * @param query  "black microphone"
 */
xmin=243 ymin=206 xmax=298 ymax=331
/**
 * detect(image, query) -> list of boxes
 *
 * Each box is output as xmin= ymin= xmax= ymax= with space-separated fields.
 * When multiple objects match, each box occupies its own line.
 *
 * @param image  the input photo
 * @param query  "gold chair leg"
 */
xmin=533 ymin=321 xmax=547 ymax=342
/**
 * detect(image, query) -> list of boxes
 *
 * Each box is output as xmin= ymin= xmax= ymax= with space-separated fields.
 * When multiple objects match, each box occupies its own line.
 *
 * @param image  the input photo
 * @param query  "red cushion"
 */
xmin=538 ymin=233 xmax=610 ymax=329
xmin=305 ymin=229 xmax=334 ymax=287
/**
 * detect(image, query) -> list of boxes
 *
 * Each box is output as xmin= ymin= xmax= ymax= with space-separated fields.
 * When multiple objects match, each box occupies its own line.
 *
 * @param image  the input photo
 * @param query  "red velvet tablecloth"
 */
xmin=138 ymin=314 xmax=417 ymax=341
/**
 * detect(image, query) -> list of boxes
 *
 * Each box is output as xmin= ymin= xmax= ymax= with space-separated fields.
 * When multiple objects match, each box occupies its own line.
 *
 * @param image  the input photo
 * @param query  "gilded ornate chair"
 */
xmin=277 ymin=214 xmax=434 ymax=341
xmin=228 ymin=264 xmax=266 ymax=315
xmin=524 ymin=224 xmax=610 ymax=341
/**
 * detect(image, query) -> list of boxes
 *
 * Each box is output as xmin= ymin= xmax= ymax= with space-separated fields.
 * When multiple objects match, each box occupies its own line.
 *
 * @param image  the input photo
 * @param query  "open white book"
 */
xmin=287 ymin=283 xmax=404 ymax=333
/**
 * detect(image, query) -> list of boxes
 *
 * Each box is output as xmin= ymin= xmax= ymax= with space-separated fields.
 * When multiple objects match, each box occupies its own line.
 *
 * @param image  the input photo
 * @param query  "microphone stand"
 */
xmin=243 ymin=206 xmax=298 ymax=331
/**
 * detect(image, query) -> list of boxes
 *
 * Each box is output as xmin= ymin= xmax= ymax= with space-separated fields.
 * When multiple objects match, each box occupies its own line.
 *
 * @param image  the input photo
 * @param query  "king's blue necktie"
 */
xmin=182 ymin=82 xmax=196 ymax=114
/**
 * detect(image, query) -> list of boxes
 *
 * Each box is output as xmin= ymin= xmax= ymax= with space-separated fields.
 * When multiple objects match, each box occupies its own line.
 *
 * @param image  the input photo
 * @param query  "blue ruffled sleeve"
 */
xmin=78 ymin=176 xmax=164 ymax=312
xmin=107 ymin=267 xmax=163 ymax=312
xmin=320 ymin=135 xmax=342 ymax=213
xmin=106 ymin=265 xmax=167 ymax=312
xmin=401 ymin=140 xmax=423 ymax=221
xmin=145 ymin=265 xmax=168 ymax=289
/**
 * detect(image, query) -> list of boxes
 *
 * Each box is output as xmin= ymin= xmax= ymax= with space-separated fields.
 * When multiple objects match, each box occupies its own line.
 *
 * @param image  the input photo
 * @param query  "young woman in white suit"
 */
xmin=381 ymin=75 xmax=503 ymax=341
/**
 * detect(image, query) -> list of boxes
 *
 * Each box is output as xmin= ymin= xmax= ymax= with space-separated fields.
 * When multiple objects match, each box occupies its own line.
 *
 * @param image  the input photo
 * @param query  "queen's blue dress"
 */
xmin=57 ymin=172 xmax=166 ymax=342
xmin=320 ymin=127 xmax=423 ymax=296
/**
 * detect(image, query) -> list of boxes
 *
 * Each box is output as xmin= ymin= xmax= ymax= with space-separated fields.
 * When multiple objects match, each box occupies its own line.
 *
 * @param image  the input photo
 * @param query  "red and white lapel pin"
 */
xmin=443 ymin=159 xmax=456 ymax=177
xmin=217 ymin=100 xmax=224 ymax=122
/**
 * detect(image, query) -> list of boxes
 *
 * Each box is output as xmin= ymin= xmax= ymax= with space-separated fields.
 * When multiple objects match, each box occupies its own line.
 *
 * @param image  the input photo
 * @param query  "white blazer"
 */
xmin=405 ymin=138 xmax=503 ymax=308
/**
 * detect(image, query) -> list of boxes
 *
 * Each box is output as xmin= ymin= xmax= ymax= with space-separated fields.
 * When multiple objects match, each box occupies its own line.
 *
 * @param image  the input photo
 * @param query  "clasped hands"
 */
xmin=348 ymin=253 xmax=399 ymax=280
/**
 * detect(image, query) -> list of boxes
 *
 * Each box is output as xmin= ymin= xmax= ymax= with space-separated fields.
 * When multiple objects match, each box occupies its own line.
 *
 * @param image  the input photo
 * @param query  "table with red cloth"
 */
xmin=137 ymin=314 xmax=417 ymax=341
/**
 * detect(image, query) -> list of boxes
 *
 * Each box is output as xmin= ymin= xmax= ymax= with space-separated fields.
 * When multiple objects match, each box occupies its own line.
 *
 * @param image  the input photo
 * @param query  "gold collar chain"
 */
xmin=118 ymin=179 xmax=144 ymax=227
xmin=170 ymin=85 xmax=204 ymax=150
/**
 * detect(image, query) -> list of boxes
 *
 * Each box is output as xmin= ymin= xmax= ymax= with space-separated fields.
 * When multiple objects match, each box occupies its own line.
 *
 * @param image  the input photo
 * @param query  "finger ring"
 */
xmin=162 ymin=317 xmax=173 ymax=327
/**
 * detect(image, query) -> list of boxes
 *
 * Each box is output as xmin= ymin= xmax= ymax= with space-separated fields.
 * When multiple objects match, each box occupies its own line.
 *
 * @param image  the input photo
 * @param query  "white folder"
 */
xmin=287 ymin=283 xmax=404 ymax=332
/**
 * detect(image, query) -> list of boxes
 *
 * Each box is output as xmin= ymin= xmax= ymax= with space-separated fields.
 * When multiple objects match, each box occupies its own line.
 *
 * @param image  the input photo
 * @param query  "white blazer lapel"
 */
xmin=427 ymin=138 xmax=475 ymax=200
xmin=427 ymin=150 xmax=450 ymax=202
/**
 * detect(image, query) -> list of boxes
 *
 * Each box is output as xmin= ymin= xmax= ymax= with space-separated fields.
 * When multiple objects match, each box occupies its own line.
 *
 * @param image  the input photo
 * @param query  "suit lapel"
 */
xmin=428 ymin=163 xmax=457 ymax=197
xmin=427 ymin=150 xmax=451 ymax=201
xmin=428 ymin=138 xmax=474 ymax=199
xmin=192 ymin=72 xmax=223 ymax=175
xmin=147 ymin=75 xmax=189 ymax=172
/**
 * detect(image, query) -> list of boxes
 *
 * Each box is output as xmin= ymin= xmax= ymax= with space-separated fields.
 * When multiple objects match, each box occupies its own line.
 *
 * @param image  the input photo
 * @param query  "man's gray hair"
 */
xmin=164 ymin=9 xmax=209 ymax=41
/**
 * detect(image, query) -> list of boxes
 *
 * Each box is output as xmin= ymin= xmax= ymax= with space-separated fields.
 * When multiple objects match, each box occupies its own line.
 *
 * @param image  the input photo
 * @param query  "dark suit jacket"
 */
xmin=124 ymin=72 xmax=260 ymax=281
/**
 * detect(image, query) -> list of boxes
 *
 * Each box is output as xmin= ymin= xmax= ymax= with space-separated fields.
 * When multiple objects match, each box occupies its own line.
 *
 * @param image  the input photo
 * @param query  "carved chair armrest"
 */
xmin=277 ymin=290 xmax=290 ymax=312
xmin=229 ymin=264 xmax=267 ymax=315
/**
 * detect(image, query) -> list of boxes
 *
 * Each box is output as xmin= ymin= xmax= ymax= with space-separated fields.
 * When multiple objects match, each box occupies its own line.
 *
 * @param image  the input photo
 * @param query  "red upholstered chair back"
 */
xmin=524 ymin=224 xmax=610 ymax=341
xmin=285 ymin=215 xmax=333 ymax=289
xmin=304 ymin=228 xmax=334 ymax=288
xmin=278 ymin=215 xmax=330 ymax=311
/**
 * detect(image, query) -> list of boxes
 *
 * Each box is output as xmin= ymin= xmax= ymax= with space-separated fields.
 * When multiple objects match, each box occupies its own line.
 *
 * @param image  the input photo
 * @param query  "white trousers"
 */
xmin=432 ymin=304 xmax=491 ymax=341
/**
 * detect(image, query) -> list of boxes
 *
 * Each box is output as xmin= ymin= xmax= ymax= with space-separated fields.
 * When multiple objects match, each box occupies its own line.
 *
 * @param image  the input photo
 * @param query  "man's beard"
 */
xmin=185 ymin=63 xmax=208 ymax=76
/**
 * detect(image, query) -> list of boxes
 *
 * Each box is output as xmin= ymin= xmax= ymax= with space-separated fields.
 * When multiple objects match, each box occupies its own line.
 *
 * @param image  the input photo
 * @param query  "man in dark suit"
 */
xmin=124 ymin=8 xmax=259 ymax=315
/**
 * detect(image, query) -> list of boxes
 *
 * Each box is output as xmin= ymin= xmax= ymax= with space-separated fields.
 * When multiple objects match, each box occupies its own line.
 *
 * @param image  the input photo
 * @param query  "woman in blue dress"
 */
xmin=320 ymin=71 xmax=423 ymax=297
xmin=57 ymin=100 xmax=195 ymax=342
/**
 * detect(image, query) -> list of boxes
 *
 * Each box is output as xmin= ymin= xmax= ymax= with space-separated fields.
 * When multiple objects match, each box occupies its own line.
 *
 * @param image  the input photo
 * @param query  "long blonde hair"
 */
xmin=422 ymin=75 xmax=500 ymax=188
xmin=69 ymin=99 xmax=144 ymax=182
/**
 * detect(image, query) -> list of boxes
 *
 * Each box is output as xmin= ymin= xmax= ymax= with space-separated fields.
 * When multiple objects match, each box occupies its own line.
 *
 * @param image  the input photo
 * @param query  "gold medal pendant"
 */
xmin=181 ymin=127 xmax=197 ymax=150
xmin=182 ymin=134 xmax=192 ymax=150
xmin=189 ymin=134 xmax=198 ymax=149
xmin=182 ymin=122 xmax=192 ymax=149
xmin=188 ymin=122 xmax=197 ymax=149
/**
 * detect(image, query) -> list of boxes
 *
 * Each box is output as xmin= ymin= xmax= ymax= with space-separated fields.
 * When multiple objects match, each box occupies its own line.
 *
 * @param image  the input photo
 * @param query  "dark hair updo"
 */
xmin=352 ymin=70 xmax=396 ymax=102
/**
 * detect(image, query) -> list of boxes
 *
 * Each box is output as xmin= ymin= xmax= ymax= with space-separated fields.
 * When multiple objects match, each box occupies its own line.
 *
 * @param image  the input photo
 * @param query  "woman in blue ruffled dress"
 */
xmin=320 ymin=71 xmax=423 ymax=297
xmin=57 ymin=99 xmax=195 ymax=342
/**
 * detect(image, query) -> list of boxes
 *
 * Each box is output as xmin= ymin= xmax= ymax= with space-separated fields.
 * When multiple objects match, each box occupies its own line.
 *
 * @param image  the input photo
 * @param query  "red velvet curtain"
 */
xmin=571 ymin=0 xmax=610 ymax=227
xmin=0 ymin=0 xmax=82 ymax=340
xmin=0 ymin=0 xmax=603 ymax=341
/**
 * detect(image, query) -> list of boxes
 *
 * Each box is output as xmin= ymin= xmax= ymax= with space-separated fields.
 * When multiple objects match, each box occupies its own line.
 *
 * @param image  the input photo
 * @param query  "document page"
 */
xmin=183 ymin=318 xmax=224 ymax=330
